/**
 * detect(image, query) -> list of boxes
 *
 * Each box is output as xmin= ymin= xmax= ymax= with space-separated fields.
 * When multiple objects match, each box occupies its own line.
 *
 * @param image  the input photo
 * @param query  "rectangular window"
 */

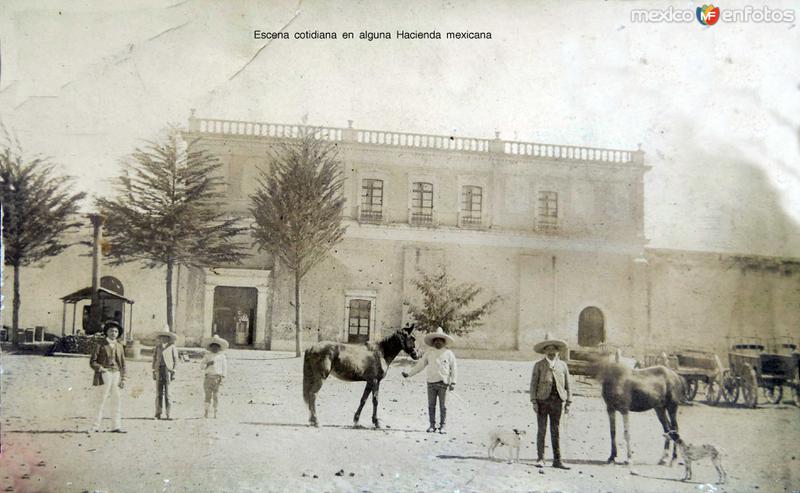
xmin=360 ymin=179 xmax=383 ymax=223
xmin=460 ymin=185 xmax=483 ymax=227
xmin=537 ymin=190 xmax=558 ymax=231
xmin=410 ymin=182 xmax=434 ymax=225
xmin=347 ymin=299 xmax=371 ymax=343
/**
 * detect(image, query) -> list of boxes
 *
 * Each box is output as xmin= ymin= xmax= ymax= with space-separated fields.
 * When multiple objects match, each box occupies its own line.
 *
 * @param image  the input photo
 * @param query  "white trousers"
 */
xmin=93 ymin=370 xmax=122 ymax=430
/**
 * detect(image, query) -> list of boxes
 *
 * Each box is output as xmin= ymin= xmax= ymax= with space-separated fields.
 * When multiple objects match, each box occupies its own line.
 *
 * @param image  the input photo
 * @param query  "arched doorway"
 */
xmin=578 ymin=306 xmax=605 ymax=347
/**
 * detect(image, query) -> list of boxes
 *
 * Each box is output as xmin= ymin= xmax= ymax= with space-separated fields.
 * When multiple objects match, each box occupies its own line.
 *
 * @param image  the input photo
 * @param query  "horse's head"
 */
xmin=587 ymin=357 xmax=630 ymax=382
xmin=399 ymin=323 xmax=420 ymax=360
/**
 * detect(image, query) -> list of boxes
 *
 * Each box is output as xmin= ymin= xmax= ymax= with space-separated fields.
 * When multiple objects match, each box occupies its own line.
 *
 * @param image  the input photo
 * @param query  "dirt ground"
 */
xmin=1 ymin=350 xmax=798 ymax=493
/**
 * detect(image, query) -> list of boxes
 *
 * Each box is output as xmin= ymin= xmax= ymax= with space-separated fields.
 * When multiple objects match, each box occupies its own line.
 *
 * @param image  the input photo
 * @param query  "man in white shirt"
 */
xmin=402 ymin=327 xmax=458 ymax=434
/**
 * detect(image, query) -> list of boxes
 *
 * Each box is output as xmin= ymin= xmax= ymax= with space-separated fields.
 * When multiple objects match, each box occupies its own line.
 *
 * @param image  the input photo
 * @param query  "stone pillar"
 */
xmin=342 ymin=120 xmax=357 ymax=143
xmin=203 ymin=284 xmax=216 ymax=339
xmin=631 ymin=256 xmax=650 ymax=349
xmin=255 ymin=286 xmax=269 ymax=349
xmin=489 ymin=131 xmax=504 ymax=153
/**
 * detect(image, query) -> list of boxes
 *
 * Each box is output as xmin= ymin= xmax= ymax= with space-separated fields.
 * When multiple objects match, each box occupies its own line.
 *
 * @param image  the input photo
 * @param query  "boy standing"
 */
xmin=202 ymin=335 xmax=228 ymax=418
xmin=402 ymin=327 xmax=457 ymax=434
xmin=152 ymin=327 xmax=178 ymax=420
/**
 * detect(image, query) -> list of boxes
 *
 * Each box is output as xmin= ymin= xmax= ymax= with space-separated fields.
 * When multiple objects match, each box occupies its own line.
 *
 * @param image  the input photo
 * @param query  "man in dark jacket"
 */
xmin=530 ymin=334 xmax=572 ymax=469
xmin=89 ymin=321 xmax=127 ymax=433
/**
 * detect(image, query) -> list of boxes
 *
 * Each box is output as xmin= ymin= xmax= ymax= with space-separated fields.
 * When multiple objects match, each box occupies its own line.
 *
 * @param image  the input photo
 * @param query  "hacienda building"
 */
xmin=3 ymin=112 xmax=798 ymax=356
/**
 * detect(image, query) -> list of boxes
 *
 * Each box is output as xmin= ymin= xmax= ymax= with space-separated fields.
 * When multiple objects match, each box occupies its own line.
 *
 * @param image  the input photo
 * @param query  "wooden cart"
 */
xmin=643 ymin=349 xmax=723 ymax=404
xmin=720 ymin=338 xmax=798 ymax=408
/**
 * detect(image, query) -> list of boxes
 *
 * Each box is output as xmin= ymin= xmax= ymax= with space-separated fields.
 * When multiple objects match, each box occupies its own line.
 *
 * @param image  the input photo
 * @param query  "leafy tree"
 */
xmin=250 ymin=132 xmax=347 ymax=357
xmin=407 ymin=268 xmax=502 ymax=337
xmin=0 ymin=131 xmax=86 ymax=345
xmin=97 ymin=130 xmax=249 ymax=332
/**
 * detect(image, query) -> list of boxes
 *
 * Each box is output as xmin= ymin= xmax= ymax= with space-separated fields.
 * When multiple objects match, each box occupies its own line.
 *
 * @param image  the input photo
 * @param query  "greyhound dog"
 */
xmin=665 ymin=430 xmax=727 ymax=484
xmin=487 ymin=428 xmax=527 ymax=463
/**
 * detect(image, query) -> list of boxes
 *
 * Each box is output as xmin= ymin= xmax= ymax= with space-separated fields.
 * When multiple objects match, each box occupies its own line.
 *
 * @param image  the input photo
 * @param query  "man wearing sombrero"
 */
xmin=402 ymin=327 xmax=458 ymax=434
xmin=530 ymin=333 xmax=572 ymax=469
xmin=152 ymin=326 xmax=179 ymax=420
xmin=89 ymin=321 xmax=127 ymax=433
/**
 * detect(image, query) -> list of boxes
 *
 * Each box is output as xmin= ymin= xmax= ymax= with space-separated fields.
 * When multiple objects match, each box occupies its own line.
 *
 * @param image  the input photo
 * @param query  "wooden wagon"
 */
xmin=643 ymin=349 xmax=723 ymax=404
xmin=720 ymin=338 xmax=799 ymax=407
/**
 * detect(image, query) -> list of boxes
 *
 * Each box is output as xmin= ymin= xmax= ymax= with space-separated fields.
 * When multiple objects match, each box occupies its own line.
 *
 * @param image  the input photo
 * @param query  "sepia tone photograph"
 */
xmin=0 ymin=1 xmax=798 ymax=492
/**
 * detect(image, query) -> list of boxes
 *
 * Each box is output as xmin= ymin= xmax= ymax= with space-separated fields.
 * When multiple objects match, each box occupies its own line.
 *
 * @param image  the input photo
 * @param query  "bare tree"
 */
xmin=250 ymin=132 xmax=347 ymax=357
xmin=0 ymin=130 xmax=86 ymax=345
xmin=97 ymin=130 xmax=249 ymax=332
xmin=407 ymin=268 xmax=502 ymax=337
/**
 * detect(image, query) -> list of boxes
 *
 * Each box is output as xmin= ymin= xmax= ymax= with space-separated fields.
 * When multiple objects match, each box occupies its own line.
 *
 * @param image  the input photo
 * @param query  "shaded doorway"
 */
xmin=213 ymin=286 xmax=257 ymax=348
xmin=578 ymin=306 xmax=605 ymax=347
xmin=347 ymin=299 xmax=371 ymax=343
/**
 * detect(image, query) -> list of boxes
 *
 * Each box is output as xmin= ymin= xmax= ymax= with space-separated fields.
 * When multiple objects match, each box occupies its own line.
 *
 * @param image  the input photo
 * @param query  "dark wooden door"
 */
xmin=213 ymin=286 xmax=258 ymax=347
xmin=578 ymin=306 xmax=605 ymax=347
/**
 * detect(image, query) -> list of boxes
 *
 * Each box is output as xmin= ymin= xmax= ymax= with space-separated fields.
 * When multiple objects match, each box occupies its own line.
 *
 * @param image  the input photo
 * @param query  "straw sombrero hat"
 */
xmin=423 ymin=327 xmax=455 ymax=347
xmin=204 ymin=334 xmax=229 ymax=351
xmin=533 ymin=333 xmax=568 ymax=354
xmin=153 ymin=325 xmax=177 ymax=344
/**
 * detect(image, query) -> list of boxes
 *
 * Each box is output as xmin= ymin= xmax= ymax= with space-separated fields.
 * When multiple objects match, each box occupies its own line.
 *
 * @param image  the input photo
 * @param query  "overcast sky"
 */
xmin=1 ymin=0 xmax=798 ymax=256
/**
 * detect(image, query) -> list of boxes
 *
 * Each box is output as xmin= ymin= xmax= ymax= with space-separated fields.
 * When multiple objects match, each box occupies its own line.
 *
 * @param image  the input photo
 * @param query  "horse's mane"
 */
xmin=365 ymin=328 xmax=405 ymax=352
xmin=593 ymin=361 xmax=632 ymax=383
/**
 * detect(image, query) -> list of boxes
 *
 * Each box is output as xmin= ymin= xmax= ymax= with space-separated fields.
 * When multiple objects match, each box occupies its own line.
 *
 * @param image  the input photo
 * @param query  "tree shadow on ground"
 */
xmin=629 ymin=470 xmax=719 ymax=485
xmin=437 ymin=455 xmax=624 ymax=467
xmin=6 ymin=429 xmax=91 ymax=434
xmin=241 ymin=421 xmax=430 ymax=433
xmin=230 ymin=355 xmax=297 ymax=361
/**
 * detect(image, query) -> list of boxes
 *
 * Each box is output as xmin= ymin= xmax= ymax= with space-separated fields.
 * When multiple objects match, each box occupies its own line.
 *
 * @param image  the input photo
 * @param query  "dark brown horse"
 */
xmin=594 ymin=361 xmax=684 ymax=465
xmin=303 ymin=325 xmax=419 ymax=428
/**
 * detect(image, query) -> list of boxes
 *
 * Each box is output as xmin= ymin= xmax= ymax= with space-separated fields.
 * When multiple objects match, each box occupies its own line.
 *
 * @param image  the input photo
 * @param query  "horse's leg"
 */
xmin=304 ymin=352 xmax=329 ymax=427
xmin=371 ymin=380 xmax=381 ymax=428
xmin=353 ymin=382 xmax=372 ymax=427
xmin=622 ymin=412 xmax=633 ymax=465
xmin=654 ymin=407 xmax=671 ymax=465
xmin=607 ymin=409 xmax=617 ymax=464
xmin=667 ymin=405 xmax=679 ymax=465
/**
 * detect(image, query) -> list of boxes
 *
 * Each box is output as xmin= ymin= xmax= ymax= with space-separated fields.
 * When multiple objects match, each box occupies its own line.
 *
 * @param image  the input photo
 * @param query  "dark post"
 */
xmin=88 ymin=213 xmax=105 ymax=334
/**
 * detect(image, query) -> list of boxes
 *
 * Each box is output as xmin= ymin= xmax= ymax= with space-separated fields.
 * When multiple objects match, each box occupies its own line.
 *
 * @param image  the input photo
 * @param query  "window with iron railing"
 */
xmin=410 ymin=182 xmax=434 ymax=225
xmin=460 ymin=185 xmax=483 ymax=227
xmin=537 ymin=190 xmax=558 ymax=231
xmin=360 ymin=179 xmax=384 ymax=223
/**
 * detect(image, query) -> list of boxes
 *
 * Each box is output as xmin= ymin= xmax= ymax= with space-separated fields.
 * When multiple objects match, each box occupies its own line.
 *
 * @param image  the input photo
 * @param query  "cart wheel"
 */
xmin=763 ymin=385 xmax=783 ymax=405
xmin=742 ymin=365 xmax=758 ymax=408
xmin=705 ymin=379 xmax=722 ymax=405
xmin=720 ymin=370 xmax=739 ymax=404
xmin=684 ymin=379 xmax=698 ymax=401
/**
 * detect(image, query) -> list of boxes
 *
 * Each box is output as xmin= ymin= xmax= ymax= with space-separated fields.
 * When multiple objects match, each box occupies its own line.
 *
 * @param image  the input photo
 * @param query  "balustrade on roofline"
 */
xmin=188 ymin=113 xmax=641 ymax=165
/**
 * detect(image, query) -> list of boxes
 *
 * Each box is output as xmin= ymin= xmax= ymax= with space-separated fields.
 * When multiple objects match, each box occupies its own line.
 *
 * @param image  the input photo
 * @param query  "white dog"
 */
xmin=487 ymin=428 xmax=527 ymax=463
xmin=665 ymin=430 xmax=727 ymax=484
